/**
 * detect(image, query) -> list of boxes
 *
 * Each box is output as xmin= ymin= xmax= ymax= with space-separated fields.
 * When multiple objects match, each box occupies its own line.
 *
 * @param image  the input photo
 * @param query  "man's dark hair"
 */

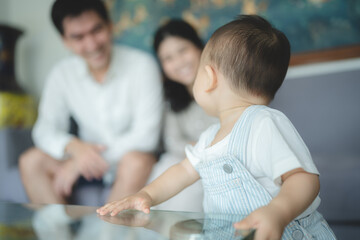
xmin=51 ymin=0 xmax=110 ymax=35
xmin=153 ymin=19 xmax=204 ymax=113
xmin=204 ymin=15 xmax=291 ymax=101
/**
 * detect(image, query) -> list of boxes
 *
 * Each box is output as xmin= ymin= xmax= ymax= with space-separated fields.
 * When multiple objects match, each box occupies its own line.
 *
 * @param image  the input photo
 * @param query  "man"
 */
xmin=19 ymin=0 xmax=163 ymax=204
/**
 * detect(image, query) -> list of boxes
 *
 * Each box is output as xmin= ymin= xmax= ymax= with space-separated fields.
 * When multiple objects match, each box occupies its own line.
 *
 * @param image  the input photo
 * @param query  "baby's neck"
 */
xmin=211 ymin=105 xmax=249 ymax=146
xmin=210 ymin=86 xmax=269 ymax=146
xmin=211 ymin=94 xmax=268 ymax=146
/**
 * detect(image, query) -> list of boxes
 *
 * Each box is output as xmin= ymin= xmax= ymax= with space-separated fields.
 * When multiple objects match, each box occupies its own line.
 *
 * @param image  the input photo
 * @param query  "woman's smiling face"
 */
xmin=158 ymin=36 xmax=202 ymax=87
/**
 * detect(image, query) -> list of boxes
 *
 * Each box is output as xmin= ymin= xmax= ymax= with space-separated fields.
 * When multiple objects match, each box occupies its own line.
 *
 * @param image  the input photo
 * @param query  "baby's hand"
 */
xmin=96 ymin=191 xmax=152 ymax=216
xmin=234 ymin=205 xmax=287 ymax=240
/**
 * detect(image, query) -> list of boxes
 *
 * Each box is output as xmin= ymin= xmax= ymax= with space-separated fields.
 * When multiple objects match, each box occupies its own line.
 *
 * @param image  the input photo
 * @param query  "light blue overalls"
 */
xmin=195 ymin=105 xmax=336 ymax=239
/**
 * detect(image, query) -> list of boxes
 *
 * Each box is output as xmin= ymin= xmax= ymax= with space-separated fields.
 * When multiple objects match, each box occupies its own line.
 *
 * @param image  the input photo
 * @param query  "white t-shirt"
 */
xmin=186 ymin=107 xmax=321 ymax=218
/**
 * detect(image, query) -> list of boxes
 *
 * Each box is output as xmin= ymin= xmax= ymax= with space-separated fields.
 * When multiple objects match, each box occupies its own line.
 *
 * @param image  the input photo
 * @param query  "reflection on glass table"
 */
xmin=0 ymin=201 xmax=254 ymax=240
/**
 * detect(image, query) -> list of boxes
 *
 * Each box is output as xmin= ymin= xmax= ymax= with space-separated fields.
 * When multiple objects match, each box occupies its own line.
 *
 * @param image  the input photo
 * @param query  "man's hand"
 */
xmin=53 ymin=159 xmax=80 ymax=198
xmin=234 ymin=204 xmax=286 ymax=240
xmin=65 ymin=138 xmax=109 ymax=180
xmin=97 ymin=191 xmax=153 ymax=216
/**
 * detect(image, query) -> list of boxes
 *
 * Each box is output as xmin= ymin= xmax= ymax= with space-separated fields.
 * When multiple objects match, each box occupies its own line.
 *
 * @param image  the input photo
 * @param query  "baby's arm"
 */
xmin=234 ymin=168 xmax=320 ymax=240
xmin=97 ymin=158 xmax=199 ymax=216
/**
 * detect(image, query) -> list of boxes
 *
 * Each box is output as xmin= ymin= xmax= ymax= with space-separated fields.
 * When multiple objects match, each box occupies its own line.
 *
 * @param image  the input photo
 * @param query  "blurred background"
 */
xmin=0 ymin=0 xmax=359 ymax=239
xmin=0 ymin=0 xmax=359 ymax=98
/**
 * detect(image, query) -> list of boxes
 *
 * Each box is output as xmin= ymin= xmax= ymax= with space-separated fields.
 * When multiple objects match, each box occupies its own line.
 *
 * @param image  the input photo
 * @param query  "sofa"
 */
xmin=270 ymin=67 xmax=360 ymax=239
xmin=0 ymin=128 xmax=31 ymax=203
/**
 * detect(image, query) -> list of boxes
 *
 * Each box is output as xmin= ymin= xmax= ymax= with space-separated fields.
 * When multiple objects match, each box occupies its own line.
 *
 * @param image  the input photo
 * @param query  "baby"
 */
xmin=98 ymin=15 xmax=336 ymax=240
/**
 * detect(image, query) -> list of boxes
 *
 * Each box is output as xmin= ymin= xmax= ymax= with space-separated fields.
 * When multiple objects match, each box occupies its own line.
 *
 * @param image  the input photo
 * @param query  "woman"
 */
xmin=147 ymin=19 xmax=217 ymax=212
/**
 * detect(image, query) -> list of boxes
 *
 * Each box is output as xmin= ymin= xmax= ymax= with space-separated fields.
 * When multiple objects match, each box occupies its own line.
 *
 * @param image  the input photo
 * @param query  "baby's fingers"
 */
xmin=135 ymin=201 xmax=150 ymax=214
xmin=110 ymin=199 xmax=149 ymax=216
xmin=97 ymin=202 xmax=120 ymax=216
xmin=96 ymin=205 xmax=108 ymax=215
xmin=234 ymin=215 xmax=254 ymax=229
xmin=141 ymin=206 xmax=150 ymax=214
xmin=97 ymin=195 xmax=151 ymax=217
xmin=109 ymin=202 xmax=129 ymax=216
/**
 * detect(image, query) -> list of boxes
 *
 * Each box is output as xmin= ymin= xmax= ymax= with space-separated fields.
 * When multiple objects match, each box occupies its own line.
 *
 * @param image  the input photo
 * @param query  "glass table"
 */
xmin=0 ymin=201 xmax=255 ymax=239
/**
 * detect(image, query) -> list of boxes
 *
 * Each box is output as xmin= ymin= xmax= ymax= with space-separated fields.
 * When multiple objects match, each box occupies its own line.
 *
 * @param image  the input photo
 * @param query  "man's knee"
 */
xmin=19 ymin=148 xmax=49 ymax=174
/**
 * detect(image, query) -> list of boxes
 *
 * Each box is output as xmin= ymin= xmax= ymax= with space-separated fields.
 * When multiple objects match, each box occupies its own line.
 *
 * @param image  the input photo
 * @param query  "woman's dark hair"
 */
xmin=153 ymin=19 xmax=204 ymax=113
xmin=51 ymin=0 xmax=110 ymax=36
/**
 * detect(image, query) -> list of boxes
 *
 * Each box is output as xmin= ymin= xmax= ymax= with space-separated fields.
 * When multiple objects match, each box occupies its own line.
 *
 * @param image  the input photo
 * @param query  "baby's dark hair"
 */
xmin=153 ymin=19 xmax=204 ymax=113
xmin=204 ymin=15 xmax=290 ymax=101
xmin=51 ymin=0 xmax=110 ymax=35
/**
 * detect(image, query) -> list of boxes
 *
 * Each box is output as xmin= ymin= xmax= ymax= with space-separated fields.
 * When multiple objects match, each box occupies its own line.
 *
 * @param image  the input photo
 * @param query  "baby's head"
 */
xmin=194 ymin=15 xmax=290 ymax=111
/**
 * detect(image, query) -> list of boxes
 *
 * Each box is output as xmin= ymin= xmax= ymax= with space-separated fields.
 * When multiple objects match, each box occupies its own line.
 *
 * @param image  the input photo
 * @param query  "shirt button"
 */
xmin=223 ymin=164 xmax=233 ymax=174
xmin=292 ymin=229 xmax=304 ymax=240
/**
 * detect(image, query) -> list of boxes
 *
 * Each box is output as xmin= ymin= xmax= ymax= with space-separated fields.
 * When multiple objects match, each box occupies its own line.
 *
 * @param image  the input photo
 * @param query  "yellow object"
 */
xmin=0 ymin=92 xmax=37 ymax=129
xmin=0 ymin=223 xmax=36 ymax=240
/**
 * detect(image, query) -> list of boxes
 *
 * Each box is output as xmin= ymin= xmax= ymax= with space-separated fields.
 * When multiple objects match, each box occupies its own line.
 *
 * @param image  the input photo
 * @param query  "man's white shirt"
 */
xmin=33 ymin=46 xmax=163 ymax=166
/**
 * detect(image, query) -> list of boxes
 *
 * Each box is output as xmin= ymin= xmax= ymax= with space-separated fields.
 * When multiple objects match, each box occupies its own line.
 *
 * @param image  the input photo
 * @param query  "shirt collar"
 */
xmin=75 ymin=48 xmax=117 ymax=83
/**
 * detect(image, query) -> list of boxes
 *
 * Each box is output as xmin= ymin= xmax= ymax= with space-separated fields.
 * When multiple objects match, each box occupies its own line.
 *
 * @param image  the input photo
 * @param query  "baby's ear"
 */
xmin=204 ymin=65 xmax=218 ymax=92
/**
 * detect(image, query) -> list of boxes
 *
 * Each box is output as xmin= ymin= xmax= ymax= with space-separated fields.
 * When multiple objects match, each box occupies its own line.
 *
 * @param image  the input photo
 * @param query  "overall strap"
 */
xmin=226 ymin=105 xmax=273 ymax=208
xmin=227 ymin=105 xmax=267 ymax=160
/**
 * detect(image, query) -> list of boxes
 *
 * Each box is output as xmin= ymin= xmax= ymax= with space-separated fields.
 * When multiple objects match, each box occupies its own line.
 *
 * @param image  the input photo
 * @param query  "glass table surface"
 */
xmin=0 ymin=201 xmax=255 ymax=240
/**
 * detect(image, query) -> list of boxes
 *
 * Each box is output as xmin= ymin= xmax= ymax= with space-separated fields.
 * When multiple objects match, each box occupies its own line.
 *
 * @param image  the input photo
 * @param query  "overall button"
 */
xmin=292 ymin=229 xmax=304 ymax=240
xmin=223 ymin=164 xmax=233 ymax=174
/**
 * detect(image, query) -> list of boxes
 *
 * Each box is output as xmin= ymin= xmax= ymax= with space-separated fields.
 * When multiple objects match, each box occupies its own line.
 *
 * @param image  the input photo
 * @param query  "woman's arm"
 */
xmin=97 ymin=158 xmax=199 ymax=216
